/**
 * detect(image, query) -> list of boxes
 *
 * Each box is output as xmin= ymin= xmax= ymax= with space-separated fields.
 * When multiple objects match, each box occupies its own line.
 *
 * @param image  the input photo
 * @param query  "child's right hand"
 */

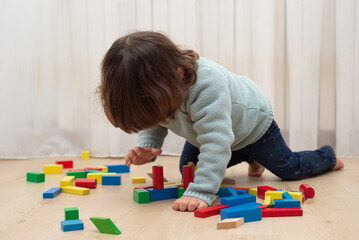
xmin=124 ymin=147 xmax=162 ymax=166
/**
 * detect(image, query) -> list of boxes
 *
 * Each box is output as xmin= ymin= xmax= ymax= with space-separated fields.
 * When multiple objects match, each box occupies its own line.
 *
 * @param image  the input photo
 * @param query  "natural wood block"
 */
xmin=217 ymin=218 xmax=244 ymax=230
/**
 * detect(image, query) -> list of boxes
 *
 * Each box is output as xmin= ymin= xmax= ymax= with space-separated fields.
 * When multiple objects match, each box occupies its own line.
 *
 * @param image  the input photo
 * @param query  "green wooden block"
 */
xmin=65 ymin=207 xmax=79 ymax=220
xmin=66 ymin=171 xmax=86 ymax=179
xmin=133 ymin=189 xmax=150 ymax=204
xmin=178 ymin=187 xmax=186 ymax=198
xmin=26 ymin=172 xmax=45 ymax=183
xmin=90 ymin=217 xmax=121 ymax=235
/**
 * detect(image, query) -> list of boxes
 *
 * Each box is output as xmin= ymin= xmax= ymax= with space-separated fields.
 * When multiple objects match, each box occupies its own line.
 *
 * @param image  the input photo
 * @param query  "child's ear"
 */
xmin=177 ymin=67 xmax=184 ymax=79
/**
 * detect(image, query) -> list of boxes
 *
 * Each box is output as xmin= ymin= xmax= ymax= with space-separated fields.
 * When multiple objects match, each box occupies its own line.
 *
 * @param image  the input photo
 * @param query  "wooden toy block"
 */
xmin=221 ymin=178 xmax=236 ymax=185
xmin=264 ymin=196 xmax=271 ymax=206
xmin=182 ymin=165 xmax=194 ymax=189
xmin=265 ymin=191 xmax=285 ymax=200
xmin=187 ymin=161 xmax=198 ymax=171
xmin=220 ymin=203 xmax=262 ymax=222
xmin=105 ymin=164 xmax=130 ymax=173
xmin=147 ymin=186 xmax=179 ymax=201
xmin=75 ymin=178 xmax=97 ymax=189
xmin=299 ymin=183 xmax=315 ymax=198
xmin=258 ymin=204 xmax=269 ymax=209
xmin=134 ymin=184 xmax=153 ymax=189
xmin=61 ymin=219 xmax=84 ymax=232
xmin=132 ymin=176 xmax=146 ymax=183
xmin=178 ymin=187 xmax=186 ymax=198
xmin=55 ymin=160 xmax=73 ymax=169
xmin=274 ymin=199 xmax=301 ymax=208
xmin=221 ymin=194 xmax=256 ymax=207
xmin=60 ymin=176 xmax=75 ymax=187
xmin=152 ymin=166 xmax=164 ymax=189
xmin=102 ymin=175 xmax=121 ymax=185
xmin=194 ymin=204 xmax=229 ymax=218
xmin=133 ymin=189 xmax=150 ymax=204
xmin=147 ymin=172 xmax=169 ymax=182
xmin=86 ymin=170 xmax=105 ymax=174
xmin=282 ymin=192 xmax=293 ymax=199
xmin=257 ymin=186 xmax=277 ymax=199
xmin=288 ymin=192 xmax=303 ymax=204
xmin=175 ymin=182 xmax=184 ymax=188
xmin=87 ymin=172 xmax=116 ymax=184
xmin=65 ymin=207 xmax=79 ymax=220
xmin=234 ymin=187 xmax=250 ymax=193
xmin=43 ymin=187 xmax=62 ymax=198
xmin=248 ymin=188 xmax=258 ymax=196
xmin=216 ymin=188 xmax=227 ymax=198
xmin=90 ymin=217 xmax=121 ymax=235
xmin=221 ymin=186 xmax=239 ymax=198
xmin=66 ymin=171 xmax=87 ymax=179
xmin=235 ymin=189 xmax=248 ymax=195
xmin=68 ymin=168 xmax=101 ymax=172
xmin=82 ymin=151 xmax=90 ymax=159
xmin=302 ymin=195 xmax=306 ymax=203
xmin=262 ymin=207 xmax=303 ymax=217
xmin=97 ymin=166 xmax=108 ymax=172
xmin=62 ymin=186 xmax=90 ymax=195
xmin=163 ymin=182 xmax=177 ymax=186
xmin=44 ymin=164 xmax=63 ymax=174
xmin=217 ymin=217 xmax=244 ymax=230
xmin=26 ymin=172 xmax=45 ymax=183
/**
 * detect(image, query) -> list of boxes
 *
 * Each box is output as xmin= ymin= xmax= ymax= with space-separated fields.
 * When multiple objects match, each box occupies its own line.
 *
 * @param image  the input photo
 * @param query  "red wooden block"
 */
xmin=183 ymin=165 xmax=194 ymax=189
xmin=258 ymin=204 xmax=269 ymax=209
xmin=299 ymin=184 xmax=315 ymax=198
xmin=302 ymin=194 xmax=306 ymax=203
xmin=257 ymin=186 xmax=277 ymax=199
xmin=75 ymin=178 xmax=97 ymax=189
xmin=134 ymin=185 xmax=153 ymax=189
xmin=152 ymin=166 xmax=164 ymax=189
xmin=55 ymin=160 xmax=73 ymax=169
xmin=262 ymin=207 xmax=303 ymax=217
xmin=68 ymin=168 xmax=87 ymax=172
xmin=85 ymin=167 xmax=102 ymax=171
xmin=234 ymin=188 xmax=250 ymax=193
xmin=194 ymin=204 xmax=229 ymax=218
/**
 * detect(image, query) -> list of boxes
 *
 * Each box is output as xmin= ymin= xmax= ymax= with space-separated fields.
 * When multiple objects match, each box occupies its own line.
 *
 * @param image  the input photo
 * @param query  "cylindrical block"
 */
xmin=152 ymin=166 xmax=164 ymax=189
xmin=183 ymin=165 xmax=194 ymax=189
xmin=299 ymin=184 xmax=315 ymax=198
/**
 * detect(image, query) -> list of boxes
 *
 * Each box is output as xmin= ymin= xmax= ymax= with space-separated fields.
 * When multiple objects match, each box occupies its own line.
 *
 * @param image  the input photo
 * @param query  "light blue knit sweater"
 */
xmin=138 ymin=57 xmax=274 ymax=205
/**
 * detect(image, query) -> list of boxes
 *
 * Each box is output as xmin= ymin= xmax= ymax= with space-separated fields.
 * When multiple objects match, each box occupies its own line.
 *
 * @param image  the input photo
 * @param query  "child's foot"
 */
xmin=248 ymin=161 xmax=265 ymax=177
xmin=332 ymin=158 xmax=344 ymax=170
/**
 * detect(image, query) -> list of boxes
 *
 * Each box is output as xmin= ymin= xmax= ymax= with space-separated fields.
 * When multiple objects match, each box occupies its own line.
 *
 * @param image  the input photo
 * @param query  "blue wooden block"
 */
xmin=282 ymin=192 xmax=293 ymax=199
xmin=61 ymin=219 xmax=84 ymax=232
xmin=147 ymin=186 xmax=179 ymax=201
xmin=221 ymin=194 xmax=256 ymax=207
xmin=274 ymin=199 xmax=301 ymax=208
xmin=220 ymin=203 xmax=262 ymax=222
xmin=235 ymin=189 xmax=248 ymax=195
xmin=220 ymin=187 xmax=238 ymax=197
xmin=43 ymin=187 xmax=62 ymax=199
xmin=105 ymin=164 xmax=130 ymax=173
xmin=216 ymin=188 xmax=227 ymax=197
xmin=102 ymin=175 xmax=121 ymax=185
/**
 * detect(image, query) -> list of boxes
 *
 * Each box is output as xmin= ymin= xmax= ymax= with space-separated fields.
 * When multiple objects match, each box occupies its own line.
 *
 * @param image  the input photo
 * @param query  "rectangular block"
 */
xmin=105 ymin=164 xmax=130 ymax=173
xmin=43 ymin=187 xmax=62 ymax=198
xmin=82 ymin=151 xmax=90 ymax=159
xmin=26 ymin=172 xmax=45 ymax=183
xmin=288 ymin=192 xmax=303 ymax=204
xmin=235 ymin=189 xmax=248 ymax=195
xmin=97 ymin=166 xmax=108 ymax=172
xmin=133 ymin=189 xmax=150 ymax=204
xmin=67 ymin=171 xmax=87 ymax=179
xmin=234 ymin=188 xmax=250 ymax=193
xmin=248 ymin=188 xmax=258 ymax=196
xmin=194 ymin=204 xmax=229 ymax=218
xmin=87 ymin=172 xmax=116 ymax=184
xmin=220 ymin=194 xmax=256 ymax=207
xmin=55 ymin=160 xmax=73 ymax=169
xmin=60 ymin=176 xmax=75 ymax=187
xmin=62 ymin=186 xmax=90 ymax=195
xmin=147 ymin=186 xmax=179 ymax=201
xmin=264 ymin=196 xmax=271 ymax=206
xmin=282 ymin=192 xmax=293 ymax=199
xmin=220 ymin=187 xmax=239 ymax=198
xmin=265 ymin=191 xmax=285 ymax=200
xmin=178 ymin=187 xmax=186 ymax=198
xmin=65 ymin=207 xmax=79 ymax=220
xmin=257 ymin=186 xmax=277 ymax=199
xmin=75 ymin=178 xmax=97 ymax=189
xmin=132 ymin=176 xmax=146 ymax=183
xmin=262 ymin=207 xmax=303 ymax=217
xmin=44 ymin=164 xmax=63 ymax=174
xmin=61 ymin=219 xmax=84 ymax=232
xmin=220 ymin=203 xmax=262 ymax=222
xmin=274 ymin=199 xmax=301 ymax=208
xmin=217 ymin=217 xmax=244 ymax=230
xmin=102 ymin=175 xmax=121 ymax=185
xmin=90 ymin=217 xmax=121 ymax=235
xmin=134 ymin=184 xmax=153 ymax=189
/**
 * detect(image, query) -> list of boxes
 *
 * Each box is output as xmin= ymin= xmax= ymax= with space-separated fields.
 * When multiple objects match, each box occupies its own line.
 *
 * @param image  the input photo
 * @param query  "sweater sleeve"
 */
xmin=183 ymin=72 xmax=235 ymax=206
xmin=137 ymin=125 xmax=168 ymax=150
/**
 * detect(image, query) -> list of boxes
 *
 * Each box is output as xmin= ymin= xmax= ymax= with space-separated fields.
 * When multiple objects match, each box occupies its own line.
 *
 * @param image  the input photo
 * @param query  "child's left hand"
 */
xmin=172 ymin=196 xmax=208 ymax=212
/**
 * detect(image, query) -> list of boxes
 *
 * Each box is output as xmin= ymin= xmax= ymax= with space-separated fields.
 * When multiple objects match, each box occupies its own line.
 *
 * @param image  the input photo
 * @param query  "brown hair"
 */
xmin=99 ymin=31 xmax=199 ymax=133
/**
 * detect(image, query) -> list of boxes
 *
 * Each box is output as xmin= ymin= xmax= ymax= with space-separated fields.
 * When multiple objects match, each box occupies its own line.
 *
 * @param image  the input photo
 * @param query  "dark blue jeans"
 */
xmin=179 ymin=120 xmax=337 ymax=181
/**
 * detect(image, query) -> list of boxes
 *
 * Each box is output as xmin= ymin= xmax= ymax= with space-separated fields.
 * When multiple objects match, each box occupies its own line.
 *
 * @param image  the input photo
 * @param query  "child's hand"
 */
xmin=172 ymin=196 xmax=208 ymax=212
xmin=124 ymin=147 xmax=162 ymax=166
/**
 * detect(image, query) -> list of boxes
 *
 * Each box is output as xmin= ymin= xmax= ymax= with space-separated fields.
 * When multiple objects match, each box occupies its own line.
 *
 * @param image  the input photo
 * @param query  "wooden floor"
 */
xmin=0 ymin=156 xmax=358 ymax=240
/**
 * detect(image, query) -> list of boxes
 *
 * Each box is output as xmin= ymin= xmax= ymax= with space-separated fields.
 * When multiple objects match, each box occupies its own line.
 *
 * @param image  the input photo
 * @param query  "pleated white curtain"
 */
xmin=0 ymin=0 xmax=358 ymax=159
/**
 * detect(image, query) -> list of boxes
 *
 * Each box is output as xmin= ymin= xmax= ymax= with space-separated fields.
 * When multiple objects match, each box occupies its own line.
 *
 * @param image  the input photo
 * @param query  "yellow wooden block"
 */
xmin=176 ymin=182 xmax=184 ymax=188
xmin=62 ymin=186 xmax=90 ymax=195
xmin=249 ymin=188 xmax=258 ymax=196
xmin=289 ymin=192 xmax=303 ymax=204
xmin=60 ymin=176 xmax=75 ymax=187
xmin=44 ymin=164 xmax=63 ymax=174
xmin=217 ymin=217 xmax=244 ymax=230
xmin=187 ymin=162 xmax=198 ymax=171
xmin=82 ymin=151 xmax=90 ymax=159
xmin=97 ymin=166 xmax=108 ymax=172
xmin=163 ymin=182 xmax=177 ymax=186
xmin=265 ymin=191 xmax=285 ymax=200
xmin=87 ymin=172 xmax=116 ymax=184
xmin=264 ymin=195 xmax=271 ymax=205
xmin=132 ymin=177 xmax=146 ymax=183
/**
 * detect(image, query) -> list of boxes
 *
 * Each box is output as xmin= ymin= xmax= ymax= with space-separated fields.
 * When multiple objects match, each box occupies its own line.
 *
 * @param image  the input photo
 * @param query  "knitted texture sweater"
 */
xmin=138 ymin=57 xmax=274 ymax=205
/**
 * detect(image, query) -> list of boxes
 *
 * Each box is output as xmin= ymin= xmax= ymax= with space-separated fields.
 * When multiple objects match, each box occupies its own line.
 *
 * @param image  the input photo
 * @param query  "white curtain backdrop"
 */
xmin=0 ymin=0 xmax=358 ymax=159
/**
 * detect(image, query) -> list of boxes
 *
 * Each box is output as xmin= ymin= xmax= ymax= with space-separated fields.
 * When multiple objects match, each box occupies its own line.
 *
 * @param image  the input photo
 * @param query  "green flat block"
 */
xmin=90 ymin=217 xmax=121 ymax=235
xmin=65 ymin=207 xmax=79 ymax=220
xmin=133 ymin=189 xmax=150 ymax=204
xmin=178 ymin=187 xmax=186 ymax=198
xmin=66 ymin=171 xmax=86 ymax=179
xmin=27 ymin=172 xmax=45 ymax=183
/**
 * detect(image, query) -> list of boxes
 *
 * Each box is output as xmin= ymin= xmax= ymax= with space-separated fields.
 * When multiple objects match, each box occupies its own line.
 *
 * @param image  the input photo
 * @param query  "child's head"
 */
xmin=99 ymin=31 xmax=199 ymax=133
